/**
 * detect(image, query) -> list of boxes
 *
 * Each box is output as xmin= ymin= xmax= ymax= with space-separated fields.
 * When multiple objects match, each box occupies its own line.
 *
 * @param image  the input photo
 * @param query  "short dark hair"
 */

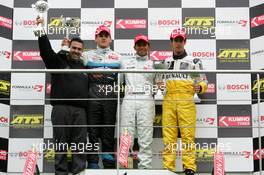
xmin=70 ymin=37 xmax=84 ymax=46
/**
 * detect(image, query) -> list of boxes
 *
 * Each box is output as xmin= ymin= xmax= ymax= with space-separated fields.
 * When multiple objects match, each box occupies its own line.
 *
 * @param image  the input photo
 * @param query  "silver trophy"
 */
xmin=61 ymin=17 xmax=80 ymax=51
xmin=31 ymin=0 xmax=49 ymax=37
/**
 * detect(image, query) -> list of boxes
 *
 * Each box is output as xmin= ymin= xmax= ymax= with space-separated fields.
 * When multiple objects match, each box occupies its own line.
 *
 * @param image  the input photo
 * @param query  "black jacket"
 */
xmin=38 ymin=35 xmax=89 ymax=108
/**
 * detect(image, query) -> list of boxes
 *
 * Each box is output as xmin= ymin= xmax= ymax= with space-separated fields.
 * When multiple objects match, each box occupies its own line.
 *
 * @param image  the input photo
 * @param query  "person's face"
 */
xmin=134 ymin=40 xmax=149 ymax=57
xmin=171 ymin=36 xmax=185 ymax=54
xmin=95 ymin=31 xmax=112 ymax=48
xmin=69 ymin=41 xmax=83 ymax=60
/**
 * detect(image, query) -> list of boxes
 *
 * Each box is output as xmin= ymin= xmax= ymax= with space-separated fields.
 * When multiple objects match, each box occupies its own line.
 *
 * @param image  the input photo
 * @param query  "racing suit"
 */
xmin=120 ymin=54 xmax=156 ymax=169
xmin=159 ymin=50 xmax=208 ymax=172
xmin=82 ymin=46 xmax=121 ymax=168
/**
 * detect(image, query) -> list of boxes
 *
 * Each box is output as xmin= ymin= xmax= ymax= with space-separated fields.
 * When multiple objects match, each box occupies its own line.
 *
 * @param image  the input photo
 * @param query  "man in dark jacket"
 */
xmin=37 ymin=17 xmax=88 ymax=175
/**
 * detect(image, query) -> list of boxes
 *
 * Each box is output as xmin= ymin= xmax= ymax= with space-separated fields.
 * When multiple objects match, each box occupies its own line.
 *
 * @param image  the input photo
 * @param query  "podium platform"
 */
xmin=84 ymin=169 xmax=177 ymax=175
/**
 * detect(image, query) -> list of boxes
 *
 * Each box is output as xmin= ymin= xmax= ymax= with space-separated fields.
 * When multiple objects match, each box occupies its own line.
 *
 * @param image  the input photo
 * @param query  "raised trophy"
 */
xmin=31 ymin=0 xmax=49 ymax=37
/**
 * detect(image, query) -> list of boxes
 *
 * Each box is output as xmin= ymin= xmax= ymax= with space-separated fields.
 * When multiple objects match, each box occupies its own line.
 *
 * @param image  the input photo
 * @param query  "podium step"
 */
xmin=84 ymin=169 xmax=177 ymax=175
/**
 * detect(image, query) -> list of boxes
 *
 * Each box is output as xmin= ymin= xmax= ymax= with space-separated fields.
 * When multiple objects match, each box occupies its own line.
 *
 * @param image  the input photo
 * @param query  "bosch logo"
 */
xmin=158 ymin=19 xmax=180 ymax=26
xmin=0 ymin=116 xmax=8 ymax=123
xmin=192 ymin=51 xmax=215 ymax=58
xmin=226 ymin=84 xmax=249 ymax=90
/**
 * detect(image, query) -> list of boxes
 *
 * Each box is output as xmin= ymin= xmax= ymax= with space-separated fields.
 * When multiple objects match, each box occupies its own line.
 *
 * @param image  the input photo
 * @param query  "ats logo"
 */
xmin=0 ymin=80 xmax=10 ymax=95
xmin=150 ymin=19 xmax=180 ymax=27
xmin=217 ymin=48 xmax=249 ymax=62
xmin=196 ymin=149 xmax=215 ymax=161
xmin=11 ymin=114 xmax=43 ymax=128
xmin=49 ymin=16 xmax=80 ymax=28
xmin=183 ymin=17 xmax=215 ymax=28
xmin=252 ymin=79 xmax=264 ymax=94
xmin=0 ymin=51 xmax=11 ymax=60
xmin=44 ymin=149 xmax=72 ymax=162
xmin=116 ymin=19 xmax=147 ymax=29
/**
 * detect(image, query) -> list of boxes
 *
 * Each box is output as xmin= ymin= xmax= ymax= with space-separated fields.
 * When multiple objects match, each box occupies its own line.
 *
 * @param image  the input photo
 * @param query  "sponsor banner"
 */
xmin=12 ymin=40 xmax=45 ymax=69
xmin=216 ymin=8 xmax=249 ymax=39
xmin=114 ymin=40 xmax=135 ymax=59
xmin=218 ymin=138 xmax=253 ymax=172
xmin=148 ymin=8 xmax=181 ymax=40
xmin=217 ymin=105 xmax=252 ymax=138
xmin=185 ymin=39 xmax=216 ymax=70
xmin=13 ymin=8 xmax=47 ymax=40
xmin=250 ymin=3 xmax=264 ymax=38
xmin=0 ymin=5 xmax=13 ymax=40
xmin=251 ymin=14 xmax=264 ymax=28
xmin=9 ymin=105 xmax=44 ymax=138
xmin=218 ymin=116 xmax=251 ymax=127
xmin=80 ymin=8 xmax=114 ymax=40
xmin=116 ymin=19 xmax=147 ymax=29
xmin=115 ymin=9 xmax=148 ymax=39
xmin=196 ymin=105 xmax=217 ymax=138
xmin=182 ymin=8 xmax=215 ymax=39
xmin=251 ymin=35 xmax=264 ymax=69
xmin=13 ymin=51 xmax=41 ymax=61
xmin=10 ymin=73 xmax=45 ymax=105
xmin=7 ymin=139 xmax=43 ymax=172
xmin=0 ymin=16 xmax=12 ymax=29
xmin=216 ymin=40 xmax=250 ymax=70
xmin=217 ymin=74 xmax=251 ymax=105
xmin=47 ymin=9 xmax=81 ymax=40
xmin=195 ymin=138 xmax=217 ymax=172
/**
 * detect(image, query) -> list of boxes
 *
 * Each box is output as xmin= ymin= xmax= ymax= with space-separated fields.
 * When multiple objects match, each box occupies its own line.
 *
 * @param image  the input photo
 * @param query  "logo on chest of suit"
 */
xmin=108 ymin=53 xmax=119 ymax=60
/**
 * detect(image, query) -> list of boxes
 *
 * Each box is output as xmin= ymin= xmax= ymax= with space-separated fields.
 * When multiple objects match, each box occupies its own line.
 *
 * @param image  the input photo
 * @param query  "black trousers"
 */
xmin=51 ymin=105 xmax=87 ymax=175
xmin=87 ymin=100 xmax=117 ymax=168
